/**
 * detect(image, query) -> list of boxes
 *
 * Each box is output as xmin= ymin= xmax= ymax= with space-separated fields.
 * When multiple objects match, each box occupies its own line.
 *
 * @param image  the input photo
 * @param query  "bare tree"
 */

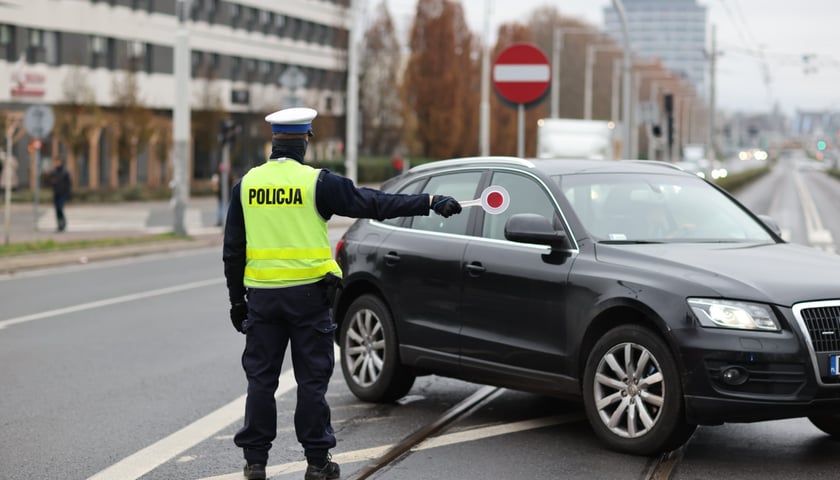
xmin=360 ymin=1 xmax=404 ymax=156
xmin=54 ymin=67 xmax=102 ymax=189
xmin=402 ymin=0 xmax=480 ymax=159
xmin=111 ymin=65 xmax=156 ymax=187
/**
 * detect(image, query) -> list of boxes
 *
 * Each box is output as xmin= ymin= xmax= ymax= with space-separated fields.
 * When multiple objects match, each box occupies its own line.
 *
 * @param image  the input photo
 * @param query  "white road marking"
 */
xmin=793 ymin=171 xmax=835 ymax=252
xmin=86 ymin=360 xmax=302 ymax=480
xmin=0 ymin=278 xmax=223 ymax=330
xmin=196 ymin=413 xmax=585 ymax=480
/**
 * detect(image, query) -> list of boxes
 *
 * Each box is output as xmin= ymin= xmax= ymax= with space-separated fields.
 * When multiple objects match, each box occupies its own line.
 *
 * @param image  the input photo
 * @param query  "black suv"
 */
xmin=333 ymin=157 xmax=840 ymax=455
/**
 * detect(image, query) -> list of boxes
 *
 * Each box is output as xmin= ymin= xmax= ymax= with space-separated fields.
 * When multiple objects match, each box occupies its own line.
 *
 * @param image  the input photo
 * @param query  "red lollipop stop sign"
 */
xmin=459 ymin=185 xmax=510 ymax=214
xmin=492 ymin=43 xmax=551 ymax=105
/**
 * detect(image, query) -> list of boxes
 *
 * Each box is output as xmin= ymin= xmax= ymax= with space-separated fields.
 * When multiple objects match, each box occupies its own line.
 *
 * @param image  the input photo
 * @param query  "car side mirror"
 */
xmin=504 ymin=213 xmax=568 ymax=249
xmin=758 ymin=214 xmax=783 ymax=239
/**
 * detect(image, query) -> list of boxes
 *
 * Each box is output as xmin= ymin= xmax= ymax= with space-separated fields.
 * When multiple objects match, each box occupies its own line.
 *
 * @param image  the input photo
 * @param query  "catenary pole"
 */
xmin=173 ymin=0 xmax=191 ymax=236
xmin=612 ymin=0 xmax=633 ymax=158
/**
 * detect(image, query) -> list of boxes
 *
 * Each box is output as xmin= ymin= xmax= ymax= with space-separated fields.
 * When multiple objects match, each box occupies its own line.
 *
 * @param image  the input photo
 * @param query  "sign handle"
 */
xmin=459 ymin=199 xmax=482 ymax=208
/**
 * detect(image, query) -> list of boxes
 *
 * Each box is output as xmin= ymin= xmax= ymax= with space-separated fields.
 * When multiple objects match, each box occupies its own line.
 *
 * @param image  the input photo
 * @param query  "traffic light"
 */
xmin=817 ymin=140 xmax=827 ymax=151
xmin=663 ymin=94 xmax=674 ymax=154
xmin=219 ymin=119 xmax=239 ymax=145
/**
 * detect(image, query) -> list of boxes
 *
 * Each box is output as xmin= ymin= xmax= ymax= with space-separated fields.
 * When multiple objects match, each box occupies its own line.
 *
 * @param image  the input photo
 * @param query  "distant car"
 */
xmin=333 ymin=157 xmax=840 ymax=455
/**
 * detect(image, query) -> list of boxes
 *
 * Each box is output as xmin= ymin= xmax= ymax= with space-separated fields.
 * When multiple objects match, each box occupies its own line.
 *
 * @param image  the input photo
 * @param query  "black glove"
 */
xmin=431 ymin=195 xmax=462 ymax=218
xmin=230 ymin=301 xmax=248 ymax=334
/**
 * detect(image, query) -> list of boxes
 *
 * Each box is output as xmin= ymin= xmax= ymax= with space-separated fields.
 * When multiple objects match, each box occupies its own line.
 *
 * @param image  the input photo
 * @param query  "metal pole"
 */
xmin=3 ymin=125 xmax=14 ymax=245
xmin=612 ymin=0 xmax=632 ymax=159
xmin=584 ymin=45 xmax=595 ymax=120
xmin=551 ymin=28 xmax=563 ymax=118
xmin=707 ymin=24 xmax=717 ymax=160
xmin=648 ymin=80 xmax=659 ymax=161
xmin=630 ymin=71 xmax=640 ymax=160
xmin=345 ymin=0 xmax=361 ymax=183
xmin=173 ymin=0 xmax=191 ymax=236
xmin=33 ymin=148 xmax=40 ymax=230
xmin=220 ymin=139 xmax=230 ymax=226
xmin=611 ymin=58 xmax=620 ymax=122
xmin=480 ymin=0 xmax=492 ymax=155
xmin=517 ymin=103 xmax=525 ymax=158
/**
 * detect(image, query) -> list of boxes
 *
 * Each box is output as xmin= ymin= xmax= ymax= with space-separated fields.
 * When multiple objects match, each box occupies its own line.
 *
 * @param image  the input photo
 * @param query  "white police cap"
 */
xmin=265 ymin=107 xmax=317 ymax=134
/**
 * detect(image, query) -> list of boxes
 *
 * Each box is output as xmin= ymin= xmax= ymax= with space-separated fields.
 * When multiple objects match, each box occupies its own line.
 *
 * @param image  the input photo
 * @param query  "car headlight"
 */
xmin=687 ymin=298 xmax=780 ymax=331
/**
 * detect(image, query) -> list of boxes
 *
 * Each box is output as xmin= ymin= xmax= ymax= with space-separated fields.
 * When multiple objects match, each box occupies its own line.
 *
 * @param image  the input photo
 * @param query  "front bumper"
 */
xmin=673 ymin=302 xmax=840 ymax=425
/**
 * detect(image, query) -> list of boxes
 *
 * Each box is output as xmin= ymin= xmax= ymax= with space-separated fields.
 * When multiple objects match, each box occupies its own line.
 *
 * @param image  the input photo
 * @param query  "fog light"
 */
xmin=721 ymin=366 xmax=749 ymax=386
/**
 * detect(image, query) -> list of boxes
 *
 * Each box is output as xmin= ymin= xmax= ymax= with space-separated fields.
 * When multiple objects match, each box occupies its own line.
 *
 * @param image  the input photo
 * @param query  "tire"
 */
xmin=582 ymin=324 xmax=696 ymax=455
xmin=808 ymin=414 xmax=840 ymax=436
xmin=339 ymin=294 xmax=415 ymax=403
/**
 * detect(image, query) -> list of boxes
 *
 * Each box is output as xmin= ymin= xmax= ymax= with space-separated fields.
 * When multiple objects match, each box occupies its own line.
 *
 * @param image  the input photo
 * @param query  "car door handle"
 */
xmin=383 ymin=252 xmax=400 ymax=266
xmin=465 ymin=262 xmax=486 ymax=276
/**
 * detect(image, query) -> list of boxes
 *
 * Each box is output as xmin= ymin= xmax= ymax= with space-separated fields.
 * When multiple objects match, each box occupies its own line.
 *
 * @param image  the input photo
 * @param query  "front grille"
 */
xmin=799 ymin=305 xmax=840 ymax=353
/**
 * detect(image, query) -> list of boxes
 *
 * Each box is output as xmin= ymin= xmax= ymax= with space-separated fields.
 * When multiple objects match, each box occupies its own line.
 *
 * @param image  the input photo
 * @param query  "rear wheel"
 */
xmin=808 ymin=414 xmax=840 ymax=436
xmin=582 ymin=324 xmax=696 ymax=455
xmin=339 ymin=294 xmax=415 ymax=402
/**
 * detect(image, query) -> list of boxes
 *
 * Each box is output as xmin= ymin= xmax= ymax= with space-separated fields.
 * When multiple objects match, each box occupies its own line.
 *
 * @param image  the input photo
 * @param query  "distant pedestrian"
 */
xmin=49 ymin=157 xmax=72 ymax=232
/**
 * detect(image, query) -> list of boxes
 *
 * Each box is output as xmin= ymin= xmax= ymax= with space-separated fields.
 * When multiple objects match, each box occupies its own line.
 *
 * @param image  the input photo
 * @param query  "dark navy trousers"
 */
xmin=233 ymin=282 xmax=337 ymax=465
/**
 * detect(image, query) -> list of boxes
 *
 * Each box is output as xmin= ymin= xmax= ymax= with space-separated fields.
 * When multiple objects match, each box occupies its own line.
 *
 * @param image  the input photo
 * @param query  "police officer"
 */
xmin=223 ymin=107 xmax=462 ymax=480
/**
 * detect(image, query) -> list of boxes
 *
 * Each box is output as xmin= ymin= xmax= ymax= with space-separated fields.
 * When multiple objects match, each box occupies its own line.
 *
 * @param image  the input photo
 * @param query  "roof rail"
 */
xmin=409 ymin=156 xmax=535 ymax=173
xmin=620 ymin=159 xmax=684 ymax=171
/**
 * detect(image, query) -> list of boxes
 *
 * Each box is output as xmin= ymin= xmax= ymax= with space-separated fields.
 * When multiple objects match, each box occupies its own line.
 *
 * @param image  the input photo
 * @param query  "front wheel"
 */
xmin=809 ymin=414 xmax=840 ymax=436
xmin=339 ymin=294 xmax=415 ymax=403
xmin=582 ymin=324 xmax=696 ymax=455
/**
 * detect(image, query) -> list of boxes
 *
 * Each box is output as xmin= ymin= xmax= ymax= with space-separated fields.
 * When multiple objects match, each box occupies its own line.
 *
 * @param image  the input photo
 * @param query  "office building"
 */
xmin=603 ymin=0 xmax=707 ymax=95
xmin=0 ymin=0 xmax=350 ymax=191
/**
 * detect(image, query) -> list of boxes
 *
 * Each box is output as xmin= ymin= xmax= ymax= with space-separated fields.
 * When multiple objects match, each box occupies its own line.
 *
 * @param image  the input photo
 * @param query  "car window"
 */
xmin=380 ymin=179 xmax=423 ymax=227
xmin=557 ymin=173 xmax=773 ymax=243
xmin=482 ymin=172 xmax=557 ymax=241
xmin=411 ymin=171 xmax=482 ymax=235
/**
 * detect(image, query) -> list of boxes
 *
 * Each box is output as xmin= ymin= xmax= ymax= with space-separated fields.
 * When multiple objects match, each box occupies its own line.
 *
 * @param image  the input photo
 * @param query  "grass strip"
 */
xmin=0 ymin=233 xmax=192 ymax=257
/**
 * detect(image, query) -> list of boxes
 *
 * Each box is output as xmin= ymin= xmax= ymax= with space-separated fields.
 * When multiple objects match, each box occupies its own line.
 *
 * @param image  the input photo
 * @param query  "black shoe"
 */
xmin=304 ymin=460 xmax=340 ymax=480
xmin=243 ymin=463 xmax=266 ymax=480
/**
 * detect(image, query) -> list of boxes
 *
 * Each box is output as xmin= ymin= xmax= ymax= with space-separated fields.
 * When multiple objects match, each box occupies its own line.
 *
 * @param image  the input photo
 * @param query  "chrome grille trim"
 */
xmin=792 ymin=300 xmax=840 ymax=387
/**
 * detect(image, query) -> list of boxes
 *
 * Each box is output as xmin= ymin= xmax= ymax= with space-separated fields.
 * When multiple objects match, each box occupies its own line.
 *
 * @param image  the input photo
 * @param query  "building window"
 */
xmin=44 ymin=31 xmax=60 ymax=66
xmin=26 ymin=28 xmax=44 ymax=63
xmin=0 ymin=24 xmax=15 ymax=60
xmin=229 ymin=3 xmax=241 ymax=28
xmin=90 ymin=35 xmax=105 ymax=68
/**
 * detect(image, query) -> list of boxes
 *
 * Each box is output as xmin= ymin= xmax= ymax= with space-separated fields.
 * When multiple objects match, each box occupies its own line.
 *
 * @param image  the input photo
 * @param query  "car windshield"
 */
xmin=555 ymin=172 xmax=774 ymax=244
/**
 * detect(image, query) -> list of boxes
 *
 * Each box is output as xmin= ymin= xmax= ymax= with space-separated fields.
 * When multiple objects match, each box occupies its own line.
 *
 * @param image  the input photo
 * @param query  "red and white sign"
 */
xmin=459 ymin=185 xmax=510 ymax=215
xmin=492 ymin=43 xmax=551 ymax=105
xmin=10 ymin=55 xmax=46 ymax=98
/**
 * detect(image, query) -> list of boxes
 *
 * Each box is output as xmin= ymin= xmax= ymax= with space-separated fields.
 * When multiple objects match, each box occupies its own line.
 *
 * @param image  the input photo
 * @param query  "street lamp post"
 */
xmin=584 ymin=44 xmax=622 ymax=120
xmin=551 ymin=26 xmax=598 ymax=118
xmin=479 ymin=0 xmax=493 ymax=155
xmin=611 ymin=0 xmax=633 ymax=158
xmin=173 ymin=0 xmax=191 ymax=236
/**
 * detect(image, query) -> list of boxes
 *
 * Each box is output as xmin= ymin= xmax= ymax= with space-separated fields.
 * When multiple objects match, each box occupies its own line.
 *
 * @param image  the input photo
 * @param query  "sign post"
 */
xmin=23 ymin=105 xmax=54 ymax=230
xmin=492 ymin=43 xmax=551 ymax=157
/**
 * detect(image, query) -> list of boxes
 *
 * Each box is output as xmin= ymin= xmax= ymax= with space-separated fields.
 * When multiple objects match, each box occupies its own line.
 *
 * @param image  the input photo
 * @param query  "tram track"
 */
xmin=344 ymin=383 xmax=692 ymax=480
xmin=346 ymin=386 xmax=504 ymax=479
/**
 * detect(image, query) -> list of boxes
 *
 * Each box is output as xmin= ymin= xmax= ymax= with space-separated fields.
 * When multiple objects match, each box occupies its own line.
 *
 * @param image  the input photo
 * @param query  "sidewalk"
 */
xmin=0 ymin=197 xmax=355 ymax=274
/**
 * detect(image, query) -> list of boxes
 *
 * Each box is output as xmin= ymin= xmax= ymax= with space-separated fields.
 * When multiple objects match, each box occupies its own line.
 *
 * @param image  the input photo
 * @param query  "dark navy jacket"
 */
xmin=223 ymin=165 xmax=431 ymax=303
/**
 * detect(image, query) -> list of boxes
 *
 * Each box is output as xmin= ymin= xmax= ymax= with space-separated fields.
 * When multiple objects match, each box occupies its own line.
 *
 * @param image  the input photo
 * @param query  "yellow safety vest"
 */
xmin=240 ymin=160 xmax=341 ymax=288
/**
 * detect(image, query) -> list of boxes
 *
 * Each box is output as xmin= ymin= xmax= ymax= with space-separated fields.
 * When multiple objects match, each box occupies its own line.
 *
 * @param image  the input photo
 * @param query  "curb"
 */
xmin=0 ymin=234 xmax=222 ymax=275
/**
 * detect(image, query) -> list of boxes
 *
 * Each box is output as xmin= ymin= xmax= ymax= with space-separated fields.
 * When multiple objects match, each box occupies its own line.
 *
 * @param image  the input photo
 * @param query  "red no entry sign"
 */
xmin=492 ymin=43 xmax=551 ymax=105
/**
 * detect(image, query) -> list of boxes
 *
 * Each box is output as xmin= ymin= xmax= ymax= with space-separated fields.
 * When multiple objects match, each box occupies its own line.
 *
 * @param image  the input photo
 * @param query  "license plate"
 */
xmin=832 ymin=355 xmax=840 ymax=376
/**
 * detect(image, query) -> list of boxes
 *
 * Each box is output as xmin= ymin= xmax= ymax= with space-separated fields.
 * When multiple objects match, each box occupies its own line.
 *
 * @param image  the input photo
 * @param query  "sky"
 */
xmin=380 ymin=0 xmax=840 ymax=116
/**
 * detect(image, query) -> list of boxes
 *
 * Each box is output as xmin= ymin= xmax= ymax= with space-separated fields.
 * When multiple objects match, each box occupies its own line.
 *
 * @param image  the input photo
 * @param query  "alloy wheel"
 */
xmin=343 ymin=307 xmax=386 ymax=388
xmin=593 ymin=342 xmax=665 ymax=439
